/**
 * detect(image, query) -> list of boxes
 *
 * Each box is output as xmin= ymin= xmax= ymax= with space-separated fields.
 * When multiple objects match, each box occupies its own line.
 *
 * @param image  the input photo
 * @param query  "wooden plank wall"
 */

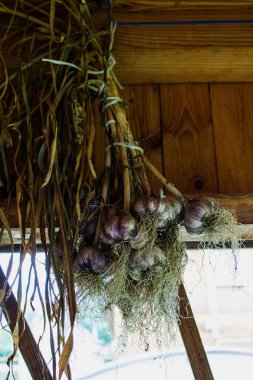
xmin=97 ymin=1 xmax=253 ymax=200
xmin=211 ymin=84 xmax=253 ymax=193
xmin=119 ymin=83 xmax=253 ymax=198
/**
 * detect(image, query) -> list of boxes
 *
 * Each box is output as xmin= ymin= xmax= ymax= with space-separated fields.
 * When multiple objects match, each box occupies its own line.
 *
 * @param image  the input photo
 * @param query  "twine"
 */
xmin=42 ymin=58 xmax=81 ymax=71
xmin=106 ymin=142 xmax=144 ymax=154
xmin=42 ymin=22 xmax=122 ymax=99
xmin=102 ymin=96 xmax=123 ymax=113
xmin=105 ymin=119 xmax=116 ymax=129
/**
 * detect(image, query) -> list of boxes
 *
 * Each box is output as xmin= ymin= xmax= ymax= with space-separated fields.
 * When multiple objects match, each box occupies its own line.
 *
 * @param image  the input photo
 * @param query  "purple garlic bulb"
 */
xmin=100 ymin=211 xmax=137 ymax=245
xmin=129 ymin=245 xmax=166 ymax=271
xmin=133 ymin=197 xmax=183 ymax=228
xmin=184 ymin=197 xmax=219 ymax=235
xmin=73 ymin=246 xmax=107 ymax=274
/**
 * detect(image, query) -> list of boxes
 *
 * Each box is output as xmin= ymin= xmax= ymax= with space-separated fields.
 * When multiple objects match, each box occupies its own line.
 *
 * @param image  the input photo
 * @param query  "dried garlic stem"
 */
xmin=116 ymin=126 xmax=131 ymax=212
xmin=107 ymin=77 xmax=131 ymax=139
xmin=106 ymin=77 xmax=150 ymax=198
xmin=107 ymin=108 xmax=131 ymax=212
xmin=93 ymin=147 xmax=111 ymax=246
xmin=143 ymin=156 xmax=184 ymax=201
xmin=130 ymin=150 xmax=151 ymax=197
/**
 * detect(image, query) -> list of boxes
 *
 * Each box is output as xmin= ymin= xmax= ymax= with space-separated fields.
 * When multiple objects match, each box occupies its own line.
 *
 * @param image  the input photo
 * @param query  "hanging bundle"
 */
xmin=0 ymin=1 xmax=240 ymax=378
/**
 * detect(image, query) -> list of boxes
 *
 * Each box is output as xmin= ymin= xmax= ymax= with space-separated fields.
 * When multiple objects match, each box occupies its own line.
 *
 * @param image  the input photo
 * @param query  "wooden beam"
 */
xmin=207 ymin=193 xmax=253 ymax=224
xmin=3 ymin=4 xmax=253 ymax=83
xmin=182 ymin=223 xmax=253 ymax=242
xmin=113 ymin=35 xmax=253 ymax=84
xmin=112 ymin=1 xmax=253 ymax=11
xmin=110 ymin=2 xmax=253 ymax=84
xmin=5 ymin=0 xmax=253 ymax=11
xmin=5 ymin=26 xmax=253 ymax=84
xmin=178 ymin=283 xmax=214 ymax=379
xmin=1 ymin=223 xmax=252 ymax=248
xmin=0 ymin=266 xmax=53 ymax=380
xmin=111 ymin=8 xmax=253 ymax=23
xmin=1 ymin=193 xmax=253 ymax=230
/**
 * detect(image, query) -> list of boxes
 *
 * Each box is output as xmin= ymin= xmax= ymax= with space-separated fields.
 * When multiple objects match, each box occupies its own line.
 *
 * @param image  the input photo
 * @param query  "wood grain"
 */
xmin=161 ymin=84 xmax=218 ymax=194
xmin=113 ymin=0 xmax=253 ymax=11
xmin=1 ymin=222 xmax=252 ymax=246
xmin=111 ymin=8 xmax=253 ymax=23
xmin=114 ymin=46 xmax=253 ymax=84
xmin=6 ymin=29 xmax=253 ymax=84
xmin=2 ymin=193 xmax=253 ymax=228
xmin=4 ymin=0 xmax=253 ymax=9
xmin=182 ymin=223 xmax=253 ymax=242
xmin=4 ymin=6 xmax=253 ymax=83
xmin=114 ymin=24 xmax=253 ymax=48
xmin=213 ymin=193 xmax=253 ymax=223
xmin=121 ymin=84 xmax=163 ymax=195
xmin=178 ymin=283 xmax=214 ymax=380
xmin=211 ymin=83 xmax=253 ymax=193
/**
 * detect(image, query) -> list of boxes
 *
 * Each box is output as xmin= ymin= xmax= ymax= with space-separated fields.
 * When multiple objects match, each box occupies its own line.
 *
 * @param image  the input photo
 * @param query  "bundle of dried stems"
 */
xmin=0 ymin=1 xmax=240 ymax=378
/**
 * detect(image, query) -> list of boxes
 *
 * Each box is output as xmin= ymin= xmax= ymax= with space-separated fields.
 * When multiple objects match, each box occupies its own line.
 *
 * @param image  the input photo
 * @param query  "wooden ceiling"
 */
xmin=4 ymin=0 xmax=253 ymax=83
xmin=109 ymin=0 xmax=253 ymax=83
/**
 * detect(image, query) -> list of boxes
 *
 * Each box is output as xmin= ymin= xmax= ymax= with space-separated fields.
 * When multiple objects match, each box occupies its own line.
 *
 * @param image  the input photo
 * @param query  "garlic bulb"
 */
xmin=134 ymin=197 xmax=167 ymax=215
xmin=129 ymin=245 xmax=166 ymax=271
xmin=73 ymin=246 xmax=107 ymax=274
xmin=56 ymin=238 xmax=77 ymax=259
xmin=118 ymin=213 xmax=136 ymax=240
xmin=100 ymin=230 xmax=115 ymax=245
xmin=134 ymin=197 xmax=183 ymax=229
xmin=130 ymin=228 xmax=148 ymax=249
xmin=157 ymin=199 xmax=183 ymax=228
xmin=100 ymin=211 xmax=137 ymax=245
xmin=79 ymin=218 xmax=97 ymax=241
xmin=184 ymin=197 xmax=219 ymax=235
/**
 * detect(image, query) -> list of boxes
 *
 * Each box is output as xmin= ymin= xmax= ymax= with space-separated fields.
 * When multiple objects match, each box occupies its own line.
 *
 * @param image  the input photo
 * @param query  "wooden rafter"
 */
xmin=179 ymin=283 xmax=214 ymax=380
xmin=1 ymin=194 xmax=253 ymax=229
xmin=0 ymin=266 xmax=53 ymax=380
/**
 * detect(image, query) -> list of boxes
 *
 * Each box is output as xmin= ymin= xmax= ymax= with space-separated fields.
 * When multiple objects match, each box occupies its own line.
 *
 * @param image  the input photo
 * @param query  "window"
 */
xmin=1 ymin=248 xmax=253 ymax=379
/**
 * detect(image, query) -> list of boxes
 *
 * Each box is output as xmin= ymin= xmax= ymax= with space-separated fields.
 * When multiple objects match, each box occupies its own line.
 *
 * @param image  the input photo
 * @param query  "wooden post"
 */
xmin=0 ymin=266 xmax=53 ymax=380
xmin=178 ymin=283 xmax=214 ymax=380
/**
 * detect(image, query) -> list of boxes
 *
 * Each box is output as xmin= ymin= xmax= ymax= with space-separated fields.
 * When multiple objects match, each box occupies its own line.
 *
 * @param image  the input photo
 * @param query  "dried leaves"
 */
xmin=0 ymin=1 xmax=101 ymax=378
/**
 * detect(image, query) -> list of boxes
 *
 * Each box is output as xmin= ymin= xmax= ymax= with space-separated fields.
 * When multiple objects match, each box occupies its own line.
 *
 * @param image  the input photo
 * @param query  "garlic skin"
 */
xmin=118 ymin=214 xmax=136 ymax=240
xmin=157 ymin=199 xmax=183 ymax=228
xmin=184 ymin=197 xmax=219 ymax=235
xmin=129 ymin=245 xmax=166 ymax=271
xmin=130 ymin=228 xmax=148 ymax=249
xmin=100 ymin=211 xmax=137 ymax=245
xmin=73 ymin=246 xmax=107 ymax=274
xmin=134 ymin=197 xmax=183 ymax=229
xmin=134 ymin=197 xmax=167 ymax=215
xmin=100 ymin=230 xmax=115 ymax=245
xmin=128 ymin=246 xmax=166 ymax=281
